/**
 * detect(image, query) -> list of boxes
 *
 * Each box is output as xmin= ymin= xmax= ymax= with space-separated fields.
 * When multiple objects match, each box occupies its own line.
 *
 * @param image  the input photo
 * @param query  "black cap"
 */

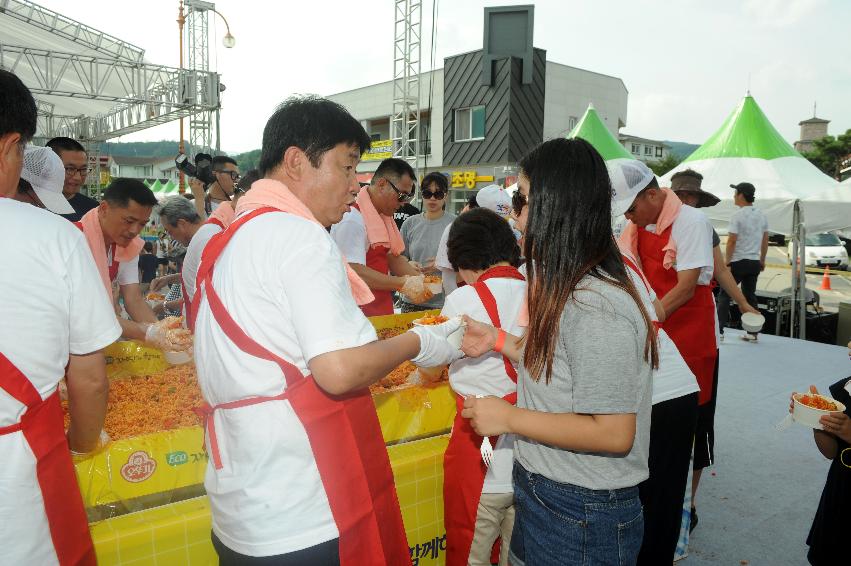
xmin=730 ymin=182 xmax=756 ymax=201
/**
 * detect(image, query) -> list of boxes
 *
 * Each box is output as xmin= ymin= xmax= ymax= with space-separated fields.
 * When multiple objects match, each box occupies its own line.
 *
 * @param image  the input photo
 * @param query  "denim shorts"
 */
xmin=509 ymin=462 xmax=643 ymax=566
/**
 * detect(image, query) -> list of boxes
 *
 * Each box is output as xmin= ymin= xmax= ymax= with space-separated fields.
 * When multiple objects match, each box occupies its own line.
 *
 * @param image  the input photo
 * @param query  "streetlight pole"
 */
xmin=177 ymin=0 xmax=186 ymax=194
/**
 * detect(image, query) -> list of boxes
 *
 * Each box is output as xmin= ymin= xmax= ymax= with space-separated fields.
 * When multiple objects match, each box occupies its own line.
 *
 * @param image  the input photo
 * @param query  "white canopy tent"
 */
xmin=660 ymin=95 xmax=845 ymax=235
xmin=660 ymin=95 xmax=851 ymax=339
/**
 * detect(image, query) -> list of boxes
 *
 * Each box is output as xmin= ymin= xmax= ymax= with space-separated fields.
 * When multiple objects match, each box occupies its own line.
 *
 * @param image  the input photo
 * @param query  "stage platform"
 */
xmin=685 ymin=330 xmax=849 ymax=565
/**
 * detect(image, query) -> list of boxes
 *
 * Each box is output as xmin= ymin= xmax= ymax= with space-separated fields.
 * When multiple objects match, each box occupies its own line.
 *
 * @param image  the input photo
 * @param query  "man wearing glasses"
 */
xmin=46 ymin=137 xmax=99 ymax=222
xmin=331 ymin=157 xmax=429 ymax=316
xmin=205 ymin=156 xmax=240 ymax=214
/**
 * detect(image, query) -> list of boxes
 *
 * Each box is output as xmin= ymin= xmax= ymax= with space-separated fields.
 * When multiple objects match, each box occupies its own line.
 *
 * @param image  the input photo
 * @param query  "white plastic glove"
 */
xmin=410 ymin=317 xmax=465 ymax=368
xmin=401 ymin=274 xmax=433 ymax=304
xmin=145 ymin=317 xmax=193 ymax=352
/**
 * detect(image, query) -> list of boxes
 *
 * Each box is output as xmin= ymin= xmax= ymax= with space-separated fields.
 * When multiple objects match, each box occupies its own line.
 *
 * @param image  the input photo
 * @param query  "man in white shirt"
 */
xmin=330 ymin=158 xmax=426 ymax=316
xmin=0 ymin=68 xmax=121 ymax=566
xmin=718 ymin=182 xmax=769 ymax=340
xmin=193 ymin=95 xmax=462 ymax=565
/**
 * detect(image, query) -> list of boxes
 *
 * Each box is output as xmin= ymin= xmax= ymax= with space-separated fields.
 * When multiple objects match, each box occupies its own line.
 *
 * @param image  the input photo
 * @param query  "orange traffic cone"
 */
xmin=820 ymin=265 xmax=832 ymax=290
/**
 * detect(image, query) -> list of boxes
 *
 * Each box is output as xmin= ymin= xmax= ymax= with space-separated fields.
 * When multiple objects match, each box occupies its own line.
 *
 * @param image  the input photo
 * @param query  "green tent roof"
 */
xmin=684 ymin=95 xmax=800 ymax=163
xmin=567 ymin=104 xmax=633 ymax=161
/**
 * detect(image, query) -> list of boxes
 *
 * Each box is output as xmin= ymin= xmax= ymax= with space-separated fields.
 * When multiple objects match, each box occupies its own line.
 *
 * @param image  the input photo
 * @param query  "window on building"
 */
xmin=631 ymin=143 xmax=640 ymax=154
xmin=656 ymin=146 xmax=663 ymax=158
xmin=568 ymin=116 xmax=578 ymax=131
xmin=644 ymin=145 xmax=653 ymax=156
xmin=454 ymin=106 xmax=486 ymax=142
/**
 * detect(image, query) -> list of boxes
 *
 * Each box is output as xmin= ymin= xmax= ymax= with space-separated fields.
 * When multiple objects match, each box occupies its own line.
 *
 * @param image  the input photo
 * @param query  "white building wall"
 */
xmin=328 ymin=70 xmax=445 ymax=172
xmin=543 ymin=62 xmax=628 ymax=140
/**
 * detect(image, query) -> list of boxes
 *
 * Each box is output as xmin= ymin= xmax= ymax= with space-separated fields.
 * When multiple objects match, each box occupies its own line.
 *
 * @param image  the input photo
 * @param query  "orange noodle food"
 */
xmin=798 ymin=394 xmax=839 ymax=411
xmin=369 ymin=362 xmax=449 ymax=394
xmin=415 ymin=314 xmax=449 ymax=326
xmin=62 ymin=364 xmax=204 ymax=440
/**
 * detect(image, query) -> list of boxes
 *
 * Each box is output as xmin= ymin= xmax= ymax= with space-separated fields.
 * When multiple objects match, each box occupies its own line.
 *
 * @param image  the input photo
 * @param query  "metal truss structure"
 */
xmin=185 ymin=0 xmax=217 ymax=154
xmin=0 ymin=0 xmax=221 ymax=143
xmin=391 ymin=0 xmax=422 ymax=172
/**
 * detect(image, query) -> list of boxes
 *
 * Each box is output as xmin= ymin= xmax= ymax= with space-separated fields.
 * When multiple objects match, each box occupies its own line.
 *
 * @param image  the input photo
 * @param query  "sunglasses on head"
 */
xmin=386 ymin=178 xmax=415 ymax=203
xmin=422 ymin=189 xmax=446 ymax=200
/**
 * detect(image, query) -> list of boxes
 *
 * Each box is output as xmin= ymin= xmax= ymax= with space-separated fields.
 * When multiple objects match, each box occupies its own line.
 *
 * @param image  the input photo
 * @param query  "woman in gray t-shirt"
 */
xmin=460 ymin=138 xmax=658 ymax=566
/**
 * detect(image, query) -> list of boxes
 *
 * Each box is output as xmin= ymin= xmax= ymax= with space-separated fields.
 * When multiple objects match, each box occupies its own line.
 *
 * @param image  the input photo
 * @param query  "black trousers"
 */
xmin=212 ymin=532 xmax=340 ymax=566
xmin=637 ymin=392 xmax=699 ymax=566
xmin=717 ymin=258 xmax=762 ymax=331
xmin=694 ymin=349 xmax=720 ymax=470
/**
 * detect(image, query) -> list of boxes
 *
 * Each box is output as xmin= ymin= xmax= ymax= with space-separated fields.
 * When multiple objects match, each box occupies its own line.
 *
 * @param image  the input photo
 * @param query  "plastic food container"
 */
xmin=792 ymin=393 xmax=846 ymax=428
xmin=424 ymin=276 xmax=443 ymax=296
xmin=164 ymin=350 xmax=192 ymax=366
xmin=741 ymin=312 xmax=766 ymax=333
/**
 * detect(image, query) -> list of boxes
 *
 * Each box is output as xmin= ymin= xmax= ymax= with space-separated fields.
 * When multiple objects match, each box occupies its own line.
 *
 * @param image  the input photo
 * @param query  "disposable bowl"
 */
xmin=741 ymin=312 xmax=765 ymax=333
xmin=792 ymin=393 xmax=846 ymax=428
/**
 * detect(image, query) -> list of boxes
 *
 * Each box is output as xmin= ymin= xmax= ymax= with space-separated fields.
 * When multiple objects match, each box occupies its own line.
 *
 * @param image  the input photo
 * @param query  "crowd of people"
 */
xmin=1 ymin=63 xmax=848 ymax=566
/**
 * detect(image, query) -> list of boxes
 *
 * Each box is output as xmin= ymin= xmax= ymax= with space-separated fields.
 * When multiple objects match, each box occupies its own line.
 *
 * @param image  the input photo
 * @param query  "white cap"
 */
xmin=20 ymin=146 xmax=75 ymax=215
xmin=607 ymin=159 xmax=656 ymax=216
xmin=475 ymin=184 xmax=512 ymax=217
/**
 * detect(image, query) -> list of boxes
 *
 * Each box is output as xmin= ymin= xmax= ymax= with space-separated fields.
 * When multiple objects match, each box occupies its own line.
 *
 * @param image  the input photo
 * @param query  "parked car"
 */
xmin=788 ymin=232 xmax=849 ymax=270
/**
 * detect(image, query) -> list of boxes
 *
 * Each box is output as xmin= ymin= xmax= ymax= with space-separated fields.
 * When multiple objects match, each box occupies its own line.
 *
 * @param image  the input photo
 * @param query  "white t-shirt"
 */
xmin=329 ymin=208 xmax=368 ymax=265
xmin=193 ymin=212 xmax=378 ymax=556
xmin=0 ymin=200 xmax=120 ymax=566
xmin=441 ymin=278 xmax=526 ymax=493
xmin=644 ymin=205 xmax=714 ymax=285
xmin=434 ymin=223 xmax=459 ymax=295
xmin=183 ymin=223 xmax=222 ymax=301
xmin=623 ymin=256 xmax=700 ymax=405
xmin=728 ymin=206 xmax=768 ymax=262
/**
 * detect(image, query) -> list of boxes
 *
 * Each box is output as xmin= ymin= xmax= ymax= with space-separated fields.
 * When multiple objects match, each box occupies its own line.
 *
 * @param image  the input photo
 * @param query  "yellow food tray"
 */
xmin=91 ymin=435 xmax=451 ymax=566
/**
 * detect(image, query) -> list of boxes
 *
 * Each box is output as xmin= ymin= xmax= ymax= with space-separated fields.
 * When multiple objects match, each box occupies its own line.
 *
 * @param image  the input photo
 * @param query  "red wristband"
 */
xmin=493 ymin=328 xmax=507 ymax=353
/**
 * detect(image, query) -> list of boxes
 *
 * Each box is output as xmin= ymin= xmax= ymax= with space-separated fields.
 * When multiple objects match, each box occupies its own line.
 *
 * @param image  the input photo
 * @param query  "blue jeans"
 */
xmin=510 ymin=462 xmax=644 ymax=566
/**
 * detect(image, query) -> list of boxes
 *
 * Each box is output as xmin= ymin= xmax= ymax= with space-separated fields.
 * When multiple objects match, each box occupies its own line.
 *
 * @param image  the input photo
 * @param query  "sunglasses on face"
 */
xmin=386 ymin=178 xmax=415 ymax=203
xmin=422 ymin=189 xmax=446 ymax=200
xmin=215 ymin=170 xmax=240 ymax=181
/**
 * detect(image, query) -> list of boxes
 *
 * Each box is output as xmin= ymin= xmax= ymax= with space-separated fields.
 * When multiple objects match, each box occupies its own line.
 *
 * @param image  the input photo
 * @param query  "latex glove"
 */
xmin=410 ymin=317 xmax=464 ymax=367
xmin=150 ymin=276 xmax=167 ymax=292
xmin=400 ymin=275 xmax=433 ymax=304
xmin=145 ymin=317 xmax=193 ymax=351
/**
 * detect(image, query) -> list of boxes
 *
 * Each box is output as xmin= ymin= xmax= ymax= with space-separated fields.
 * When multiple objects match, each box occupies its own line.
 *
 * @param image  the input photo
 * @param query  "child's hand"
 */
xmin=819 ymin=412 xmax=851 ymax=443
xmin=461 ymin=395 xmax=513 ymax=436
xmin=460 ymin=315 xmax=498 ymax=358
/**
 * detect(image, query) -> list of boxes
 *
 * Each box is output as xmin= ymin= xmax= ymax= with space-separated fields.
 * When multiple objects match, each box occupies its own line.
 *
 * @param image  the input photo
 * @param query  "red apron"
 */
xmin=351 ymin=203 xmax=395 ymax=317
xmin=190 ymin=207 xmax=410 ymax=565
xmin=184 ymin=217 xmax=225 ymax=329
xmin=73 ymin=222 xmax=120 ymax=282
xmin=444 ymin=266 xmax=524 ymax=566
xmin=0 ymin=353 xmax=96 ymax=566
xmin=637 ymin=226 xmax=717 ymax=405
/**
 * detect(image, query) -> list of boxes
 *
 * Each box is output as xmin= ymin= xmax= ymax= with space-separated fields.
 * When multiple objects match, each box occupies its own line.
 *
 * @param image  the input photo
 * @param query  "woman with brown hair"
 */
xmin=461 ymin=137 xmax=658 ymax=565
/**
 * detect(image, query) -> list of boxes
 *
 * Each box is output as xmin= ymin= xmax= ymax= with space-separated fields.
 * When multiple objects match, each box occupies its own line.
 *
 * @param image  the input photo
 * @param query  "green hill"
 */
xmin=664 ymin=140 xmax=700 ymax=160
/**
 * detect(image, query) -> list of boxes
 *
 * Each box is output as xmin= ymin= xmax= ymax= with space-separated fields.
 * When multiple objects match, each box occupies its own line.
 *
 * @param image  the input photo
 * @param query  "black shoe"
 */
xmin=690 ymin=507 xmax=698 ymax=533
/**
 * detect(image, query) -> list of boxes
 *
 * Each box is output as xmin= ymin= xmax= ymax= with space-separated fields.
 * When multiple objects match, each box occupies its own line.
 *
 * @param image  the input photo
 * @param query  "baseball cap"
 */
xmin=730 ymin=182 xmax=755 ymax=200
xmin=608 ymin=159 xmax=656 ymax=216
xmin=475 ymin=184 xmax=512 ymax=217
xmin=20 ymin=146 xmax=75 ymax=214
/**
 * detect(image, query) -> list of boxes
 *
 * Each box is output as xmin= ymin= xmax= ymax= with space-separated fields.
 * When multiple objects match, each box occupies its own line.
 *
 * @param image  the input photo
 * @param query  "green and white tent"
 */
xmin=660 ymin=95 xmax=845 ymax=235
xmin=143 ymin=179 xmax=181 ymax=200
xmin=567 ymin=103 xmax=634 ymax=163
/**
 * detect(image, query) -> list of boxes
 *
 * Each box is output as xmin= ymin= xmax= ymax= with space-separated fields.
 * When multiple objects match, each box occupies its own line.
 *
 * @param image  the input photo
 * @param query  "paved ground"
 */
xmin=681 ymin=331 xmax=850 ymax=566
xmin=758 ymin=244 xmax=851 ymax=312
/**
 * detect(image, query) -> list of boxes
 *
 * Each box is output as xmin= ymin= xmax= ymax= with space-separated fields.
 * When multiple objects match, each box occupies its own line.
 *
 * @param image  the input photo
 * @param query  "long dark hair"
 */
xmin=520 ymin=138 xmax=658 ymax=382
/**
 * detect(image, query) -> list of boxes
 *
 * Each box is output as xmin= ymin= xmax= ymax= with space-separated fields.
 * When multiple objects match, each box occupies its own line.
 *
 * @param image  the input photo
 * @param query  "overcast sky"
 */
xmin=34 ymin=0 xmax=851 ymax=154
